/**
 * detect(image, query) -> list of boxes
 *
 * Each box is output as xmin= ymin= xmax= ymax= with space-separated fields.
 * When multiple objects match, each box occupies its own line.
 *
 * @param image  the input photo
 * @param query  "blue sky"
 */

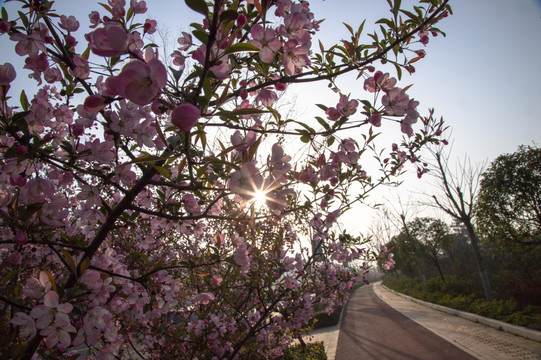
xmin=1 ymin=0 xmax=540 ymax=233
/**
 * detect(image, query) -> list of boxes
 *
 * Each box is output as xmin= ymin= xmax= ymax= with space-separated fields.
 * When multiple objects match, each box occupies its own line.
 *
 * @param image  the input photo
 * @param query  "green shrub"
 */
xmin=309 ymin=306 xmax=342 ymax=329
xmin=279 ymin=342 xmax=327 ymax=360
xmin=470 ymin=299 xmax=517 ymax=319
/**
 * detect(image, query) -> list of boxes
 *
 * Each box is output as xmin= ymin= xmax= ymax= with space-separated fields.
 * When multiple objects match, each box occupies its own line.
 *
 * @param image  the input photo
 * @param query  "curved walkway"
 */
xmin=335 ymin=283 xmax=477 ymax=359
xmin=302 ymin=282 xmax=541 ymax=359
xmin=373 ymin=282 xmax=541 ymax=360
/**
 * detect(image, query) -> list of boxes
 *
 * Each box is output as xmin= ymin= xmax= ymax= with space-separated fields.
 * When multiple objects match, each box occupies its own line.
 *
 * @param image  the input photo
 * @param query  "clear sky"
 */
xmin=1 ymin=0 xmax=540 ymax=235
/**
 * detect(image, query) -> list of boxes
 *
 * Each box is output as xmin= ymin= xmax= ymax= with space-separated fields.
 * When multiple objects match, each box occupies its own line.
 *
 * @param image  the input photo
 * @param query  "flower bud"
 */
xmin=171 ymin=103 xmax=200 ymax=132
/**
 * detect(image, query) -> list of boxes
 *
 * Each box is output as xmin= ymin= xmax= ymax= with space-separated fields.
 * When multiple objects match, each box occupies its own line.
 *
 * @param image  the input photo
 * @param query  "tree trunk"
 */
xmin=464 ymin=220 xmax=493 ymax=301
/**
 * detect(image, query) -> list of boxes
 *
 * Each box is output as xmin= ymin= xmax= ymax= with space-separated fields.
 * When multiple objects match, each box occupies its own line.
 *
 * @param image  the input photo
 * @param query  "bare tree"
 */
xmin=428 ymin=146 xmax=493 ymax=300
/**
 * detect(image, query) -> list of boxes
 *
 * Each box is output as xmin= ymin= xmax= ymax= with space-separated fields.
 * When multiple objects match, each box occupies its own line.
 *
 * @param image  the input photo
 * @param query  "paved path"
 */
xmin=335 ymin=283 xmax=477 ymax=359
xmin=373 ymin=282 xmax=541 ymax=360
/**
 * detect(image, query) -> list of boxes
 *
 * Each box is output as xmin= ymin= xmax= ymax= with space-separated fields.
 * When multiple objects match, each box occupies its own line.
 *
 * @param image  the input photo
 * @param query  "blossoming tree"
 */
xmin=0 ymin=0 xmax=450 ymax=358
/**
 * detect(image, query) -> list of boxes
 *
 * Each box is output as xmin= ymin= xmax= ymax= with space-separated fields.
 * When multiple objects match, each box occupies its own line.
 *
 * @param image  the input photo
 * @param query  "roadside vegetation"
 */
xmin=383 ymin=276 xmax=541 ymax=330
xmin=376 ymin=145 xmax=541 ymax=331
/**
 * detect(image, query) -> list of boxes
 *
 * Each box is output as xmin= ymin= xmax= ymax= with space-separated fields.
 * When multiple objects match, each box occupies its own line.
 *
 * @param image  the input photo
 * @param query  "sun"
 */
xmin=252 ymin=189 xmax=268 ymax=210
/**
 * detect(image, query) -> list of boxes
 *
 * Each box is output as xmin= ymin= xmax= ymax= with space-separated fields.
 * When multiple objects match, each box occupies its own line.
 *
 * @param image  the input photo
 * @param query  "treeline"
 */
xmin=382 ymin=217 xmax=541 ymax=308
xmin=379 ymin=145 xmax=541 ymax=309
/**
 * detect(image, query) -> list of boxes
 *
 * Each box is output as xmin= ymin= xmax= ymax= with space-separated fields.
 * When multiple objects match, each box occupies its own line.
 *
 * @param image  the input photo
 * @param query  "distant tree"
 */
xmin=403 ymin=217 xmax=451 ymax=281
xmin=429 ymin=148 xmax=493 ymax=300
xmin=476 ymin=145 xmax=541 ymax=248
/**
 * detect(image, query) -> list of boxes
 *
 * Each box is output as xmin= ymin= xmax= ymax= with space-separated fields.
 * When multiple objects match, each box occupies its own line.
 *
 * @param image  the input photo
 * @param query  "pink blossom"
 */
xmin=229 ymin=161 xmax=263 ymax=197
xmin=24 ymin=53 xmax=49 ymax=84
xmin=403 ymin=98 xmax=420 ymax=125
xmin=279 ymin=11 xmax=309 ymax=41
xmin=40 ymin=315 xmax=76 ymax=349
xmin=14 ymin=232 xmax=28 ymax=245
xmin=281 ymin=40 xmax=310 ymax=75
xmin=44 ymin=67 xmax=62 ymax=83
xmin=0 ymin=20 xmax=10 ymax=34
xmin=364 ymin=71 xmax=396 ymax=93
xmin=418 ymin=30 xmax=429 ymax=46
xmin=269 ymin=143 xmax=291 ymax=182
xmin=86 ymin=22 xmax=128 ymax=57
xmin=30 ymin=290 xmax=73 ymax=330
xmin=171 ymin=51 xmax=186 ymax=69
xmin=368 ymin=113 xmax=382 ymax=127
xmin=210 ymin=58 xmax=232 ymax=80
xmin=192 ymin=45 xmax=206 ymax=64
xmin=193 ymin=292 xmax=215 ymax=305
xmin=183 ymin=193 xmax=201 ymax=216
xmin=127 ymin=32 xmax=144 ymax=53
xmin=70 ymin=56 xmax=90 ymax=79
xmin=232 ymin=236 xmax=250 ymax=274
xmin=325 ymin=107 xmax=340 ymax=121
xmin=10 ymin=32 xmax=46 ymax=57
xmin=212 ymin=275 xmax=223 ymax=287
xmin=109 ymin=0 xmax=126 ymax=19
xmin=401 ymin=121 xmax=414 ymax=137
xmin=88 ymin=11 xmax=101 ymax=28
xmin=382 ymin=87 xmax=409 ymax=116
xmin=144 ymin=19 xmax=157 ymax=34
xmin=0 ymin=62 xmax=16 ymax=86
xmin=40 ymin=196 xmax=69 ymax=227
xmin=106 ymin=59 xmax=167 ymax=106
xmin=237 ymin=13 xmax=247 ymax=27
xmin=11 ymin=312 xmax=36 ymax=339
xmin=171 ymin=103 xmax=200 ymax=131
xmin=382 ymin=253 xmax=395 ymax=270
xmin=336 ymin=95 xmax=358 ymax=117
xmin=84 ymin=94 xmax=110 ymax=113
xmin=54 ymin=104 xmax=74 ymax=124
xmin=231 ymin=130 xmax=256 ymax=152
xmin=255 ymin=88 xmax=277 ymax=106
xmin=59 ymin=15 xmax=80 ymax=32
xmin=177 ymin=32 xmax=192 ymax=51
xmin=89 ymin=139 xmax=115 ymax=164
xmin=7 ymin=251 xmax=22 ymax=265
xmin=23 ymin=272 xmax=52 ymax=298
xmin=131 ymin=0 xmax=147 ymax=14
xmin=298 ymin=167 xmax=317 ymax=184
xmin=249 ymin=24 xmax=281 ymax=63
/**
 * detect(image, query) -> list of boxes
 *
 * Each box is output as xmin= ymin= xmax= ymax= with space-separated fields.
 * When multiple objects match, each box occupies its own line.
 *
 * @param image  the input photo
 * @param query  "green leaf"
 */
xmin=154 ymin=165 xmax=172 ymax=179
xmin=18 ymin=11 xmax=28 ymax=28
xmin=98 ymin=2 xmax=113 ymax=13
xmin=327 ymin=136 xmax=335 ymax=146
xmin=293 ymin=120 xmax=316 ymax=134
xmin=192 ymin=29 xmax=208 ymax=44
xmin=185 ymin=0 xmax=209 ymax=17
xmin=130 ymin=154 xmax=167 ymax=164
xmin=315 ymin=116 xmax=330 ymax=130
xmin=61 ymin=249 xmax=77 ymax=275
xmin=300 ymin=135 xmax=310 ymax=143
xmin=1 ymin=7 xmax=8 ymax=21
xmin=20 ymin=90 xmax=29 ymax=111
xmin=393 ymin=0 xmax=402 ymax=17
xmin=2 ymin=269 xmax=18 ymax=284
xmin=224 ymin=42 xmax=259 ymax=55
xmin=81 ymin=46 xmax=90 ymax=60
xmin=126 ymin=6 xmax=134 ymax=22
xmin=220 ymin=9 xmax=238 ymax=24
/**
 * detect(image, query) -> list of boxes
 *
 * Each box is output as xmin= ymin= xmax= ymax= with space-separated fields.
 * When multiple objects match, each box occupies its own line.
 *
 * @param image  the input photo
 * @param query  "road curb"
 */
xmin=381 ymin=284 xmax=541 ymax=343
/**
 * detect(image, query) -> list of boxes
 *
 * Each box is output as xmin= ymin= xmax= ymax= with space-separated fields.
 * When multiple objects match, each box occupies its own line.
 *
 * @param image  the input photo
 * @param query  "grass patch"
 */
xmin=383 ymin=276 xmax=541 ymax=331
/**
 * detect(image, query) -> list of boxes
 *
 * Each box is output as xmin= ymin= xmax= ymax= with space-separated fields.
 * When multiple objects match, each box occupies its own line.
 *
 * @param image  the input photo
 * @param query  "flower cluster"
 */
xmin=0 ymin=0 xmax=450 ymax=358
